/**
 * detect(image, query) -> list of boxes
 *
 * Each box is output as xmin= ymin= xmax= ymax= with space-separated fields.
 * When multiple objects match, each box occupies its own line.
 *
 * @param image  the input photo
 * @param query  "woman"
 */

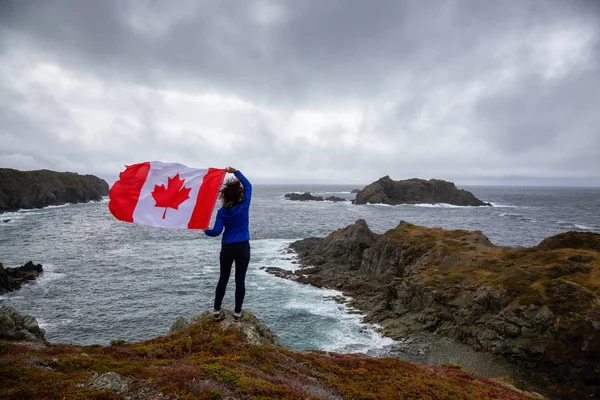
xmin=204 ymin=167 xmax=252 ymax=321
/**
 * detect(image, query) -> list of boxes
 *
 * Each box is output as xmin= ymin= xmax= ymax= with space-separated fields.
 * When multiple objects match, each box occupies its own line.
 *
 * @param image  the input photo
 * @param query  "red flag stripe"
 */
xmin=109 ymin=162 xmax=151 ymax=223
xmin=188 ymin=168 xmax=226 ymax=229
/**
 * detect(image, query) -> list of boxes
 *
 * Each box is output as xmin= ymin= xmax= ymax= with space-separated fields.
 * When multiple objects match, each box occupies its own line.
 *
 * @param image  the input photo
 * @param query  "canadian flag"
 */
xmin=109 ymin=161 xmax=226 ymax=229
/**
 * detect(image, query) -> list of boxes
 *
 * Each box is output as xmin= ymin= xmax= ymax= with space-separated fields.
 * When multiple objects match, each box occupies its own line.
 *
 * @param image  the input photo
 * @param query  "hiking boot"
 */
xmin=213 ymin=309 xmax=221 ymax=320
xmin=233 ymin=311 xmax=242 ymax=322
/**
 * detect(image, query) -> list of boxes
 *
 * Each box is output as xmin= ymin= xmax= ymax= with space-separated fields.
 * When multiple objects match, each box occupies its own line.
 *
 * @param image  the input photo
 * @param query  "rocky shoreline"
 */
xmin=268 ymin=220 xmax=600 ymax=400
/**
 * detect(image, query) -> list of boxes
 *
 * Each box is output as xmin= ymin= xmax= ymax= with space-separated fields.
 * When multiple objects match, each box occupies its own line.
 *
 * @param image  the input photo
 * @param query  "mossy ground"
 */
xmin=387 ymin=223 xmax=600 ymax=322
xmin=0 ymin=314 xmax=538 ymax=399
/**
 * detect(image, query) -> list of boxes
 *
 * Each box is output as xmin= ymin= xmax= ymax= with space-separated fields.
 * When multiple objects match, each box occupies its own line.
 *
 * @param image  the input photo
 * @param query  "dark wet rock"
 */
xmin=350 ymin=189 xmax=361 ymax=193
xmin=0 ymin=261 xmax=43 ymax=294
xmin=0 ymin=168 xmax=109 ymax=212
xmin=0 ymin=305 xmax=46 ymax=343
xmin=284 ymin=192 xmax=324 ymax=201
xmin=274 ymin=220 xmax=600 ymax=399
xmin=354 ymin=176 xmax=491 ymax=206
xmin=264 ymin=267 xmax=296 ymax=280
xmin=324 ymin=196 xmax=346 ymax=202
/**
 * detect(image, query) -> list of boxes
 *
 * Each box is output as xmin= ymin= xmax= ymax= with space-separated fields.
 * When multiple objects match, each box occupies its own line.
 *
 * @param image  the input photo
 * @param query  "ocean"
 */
xmin=1 ymin=185 xmax=599 ymax=354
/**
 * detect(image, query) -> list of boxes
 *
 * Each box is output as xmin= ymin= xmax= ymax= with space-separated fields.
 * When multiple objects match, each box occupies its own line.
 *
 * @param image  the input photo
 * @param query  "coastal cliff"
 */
xmin=0 ymin=307 xmax=540 ymax=399
xmin=277 ymin=221 xmax=599 ymax=399
xmin=354 ymin=176 xmax=491 ymax=206
xmin=0 ymin=168 xmax=109 ymax=212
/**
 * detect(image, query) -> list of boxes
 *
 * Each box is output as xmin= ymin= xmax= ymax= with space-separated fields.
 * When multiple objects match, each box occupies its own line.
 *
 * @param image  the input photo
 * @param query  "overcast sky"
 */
xmin=1 ymin=0 xmax=599 ymax=186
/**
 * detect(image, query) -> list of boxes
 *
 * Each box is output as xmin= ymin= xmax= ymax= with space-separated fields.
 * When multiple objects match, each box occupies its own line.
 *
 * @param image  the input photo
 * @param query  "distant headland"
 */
xmin=0 ymin=168 xmax=109 ymax=213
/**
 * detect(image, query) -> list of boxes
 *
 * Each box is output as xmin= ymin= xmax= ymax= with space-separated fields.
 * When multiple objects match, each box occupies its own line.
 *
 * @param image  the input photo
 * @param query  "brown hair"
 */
xmin=219 ymin=177 xmax=244 ymax=208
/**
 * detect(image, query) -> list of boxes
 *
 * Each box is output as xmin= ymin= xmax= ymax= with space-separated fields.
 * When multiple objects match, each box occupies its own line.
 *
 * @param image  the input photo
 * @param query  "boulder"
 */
xmin=89 ymin=372 xmax=129 ymax=394
xmin=0 ymin=306 xmax=46 ymax=343
xmin=354 ymin=176 xmax=491 ymax=206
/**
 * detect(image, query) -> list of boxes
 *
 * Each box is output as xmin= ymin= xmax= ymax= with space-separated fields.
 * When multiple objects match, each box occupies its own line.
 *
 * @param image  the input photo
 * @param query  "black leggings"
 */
xmin=214 ymin=241 xmax=250 ymax=313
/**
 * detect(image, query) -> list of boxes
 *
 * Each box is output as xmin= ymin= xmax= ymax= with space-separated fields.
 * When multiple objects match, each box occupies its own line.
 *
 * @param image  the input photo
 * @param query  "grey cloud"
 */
xmin=0 ymin=0 xmax=599 ymax=184
xmin=2 ymin=0 xmax=595 ymax=103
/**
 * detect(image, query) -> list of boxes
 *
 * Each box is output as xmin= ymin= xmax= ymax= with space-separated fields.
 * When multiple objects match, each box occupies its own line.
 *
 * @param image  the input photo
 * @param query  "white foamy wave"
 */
xmin=499 ymin=213 xmax=536 ymax=223
xmin=0 ymin=215 xmax=23 ymax=225
xmin=44 ymin=204 xmax=70 ymax=209
xmin=0 ymin=209 xmax=43 ymax=225
xmin=251 ymin=238 xmax=302 ymax=271
xmin=489 ymin=202 xmax=518 ymax=208
xmin=31 ymin=263 xmax=64 ymax=286
xmin=412 ymin=203 xmax=471 ymax=208
xmin=253 ymin=238 xmax=396 ymax=354
xmin=283 ymin=291 xmax=394 ymax=354
xmin=38 ymin=271 xmax=66 ymax=283
xmin=574 ymin=224 xmax=594 ymax=230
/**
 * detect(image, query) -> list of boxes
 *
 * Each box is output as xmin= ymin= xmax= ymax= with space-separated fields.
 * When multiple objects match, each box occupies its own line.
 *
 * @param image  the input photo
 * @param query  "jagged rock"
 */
xmin=284 ymin=192 xmax=324 ymax=201
xmin=89 ymin=372 xmax=129 ymax=394
xmin=264 ymin=267 xmax=296 ymax=280
xmin=169 ymin=316 xmax=189 ymax=334
xmin=0 ymin=168 xmax=109 ymax=212
xmin=0 ymin=261 xmax=43 ymax=294
xmin=180 ymin=310 xmax=280 ymax=347
xmin=324 ymin=196 xmax=346 ymax=202
xmin=354 ymin=176 xmax=491 ymax=206
xmin=273 ymin=220 xmax=600 ymax=399
xmin=0 ymin=306 xmax=46 ymax=343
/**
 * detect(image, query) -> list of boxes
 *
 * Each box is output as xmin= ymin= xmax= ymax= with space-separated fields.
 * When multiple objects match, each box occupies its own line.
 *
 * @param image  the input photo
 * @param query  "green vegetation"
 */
xmin=0 ymin=314 xmax=538 ymax=399
xmin=385 ymin=223 xmax=600 ymax=322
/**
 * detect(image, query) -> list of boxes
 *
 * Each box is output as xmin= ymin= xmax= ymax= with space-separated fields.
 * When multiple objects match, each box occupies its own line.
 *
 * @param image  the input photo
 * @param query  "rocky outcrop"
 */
xmin=0 ymin=261 xmax=43 ymax=294
xmin=284 ymin=192 xmax=324 ymax=201
xmin=0 ymin=168 xmax=109 ymax=212
xmin=354 ymin=176 xmax=491 ymax=206
xmin=171 ymin=310 xmax=279 ymax=347
xmin=537 ymin=231 xmax=600 ymax=252
xmin=284 ymin=193 xmax=347 ymax=203
xmin=274 ymin=220 xmax=600 ymax=399
xmin=0 ymin=305 xmax=46 ymax=343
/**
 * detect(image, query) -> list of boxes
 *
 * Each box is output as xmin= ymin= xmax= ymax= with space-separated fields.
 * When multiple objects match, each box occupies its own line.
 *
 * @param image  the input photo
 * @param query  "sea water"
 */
xmin=1 ymin=185 xmax=599 ymax=352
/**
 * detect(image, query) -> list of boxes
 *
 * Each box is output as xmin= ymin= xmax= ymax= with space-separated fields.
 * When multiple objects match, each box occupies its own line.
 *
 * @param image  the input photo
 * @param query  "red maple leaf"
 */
xmin=152 ymin=173 xmax=192 ymax=219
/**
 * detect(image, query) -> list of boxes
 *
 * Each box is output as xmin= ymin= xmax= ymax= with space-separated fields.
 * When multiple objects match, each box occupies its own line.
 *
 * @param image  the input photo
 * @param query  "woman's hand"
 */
xmin=225 ymin=167 xmax=237 ymax=173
